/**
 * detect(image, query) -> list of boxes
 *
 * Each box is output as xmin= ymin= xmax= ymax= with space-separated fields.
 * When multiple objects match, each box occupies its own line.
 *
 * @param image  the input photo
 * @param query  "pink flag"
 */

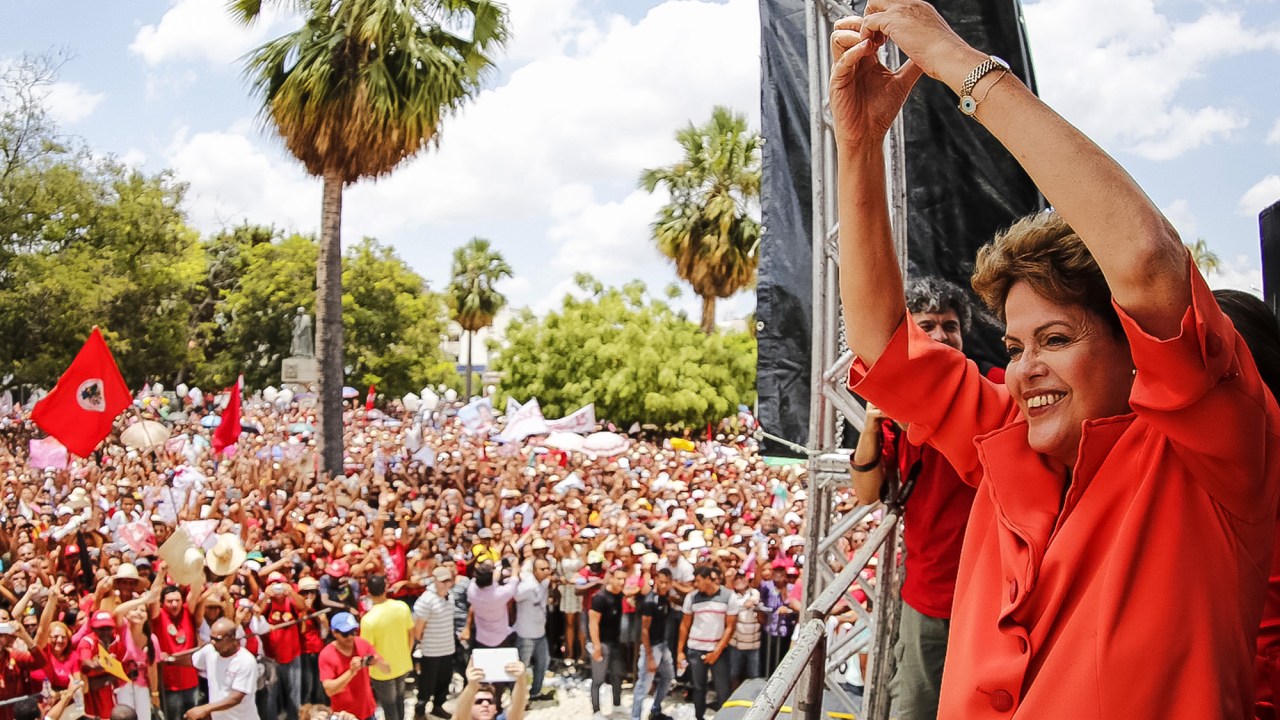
xmin=29 ymin=437 xmax=69 ymax=470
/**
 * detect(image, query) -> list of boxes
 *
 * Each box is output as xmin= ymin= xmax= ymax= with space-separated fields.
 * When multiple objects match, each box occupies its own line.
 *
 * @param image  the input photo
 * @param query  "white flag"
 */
xmin=499 ymin=398 xmax=549 ymax=442
xmin=546 ymin=403 xmax=597 ymax=434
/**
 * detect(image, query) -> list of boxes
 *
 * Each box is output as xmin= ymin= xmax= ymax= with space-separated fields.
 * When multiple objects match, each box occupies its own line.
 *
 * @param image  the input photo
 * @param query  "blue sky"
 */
xmin=1 ymin=0 xmax=1278 ymax=322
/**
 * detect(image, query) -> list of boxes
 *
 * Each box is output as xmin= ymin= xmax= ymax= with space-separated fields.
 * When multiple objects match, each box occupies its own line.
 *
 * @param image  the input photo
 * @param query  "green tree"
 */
xmin=0 ymin=157 xmax=203 ymax=389
xmin=200 ymin=231 xmax=318 ymax=390
xmin=232 ymin=0 xmax=510 ymax=474
xmin=491 ymin=275 xmax=756 ymax=427
xmin=205 ymin=232 xmax=454 ymax=396
xmin=446 ymin=237 xmax=512 ymax=398
xmin=343 ymin=238 xmax=458 ymax=395
xmin=1187 ymin=238 xmax=1221 ymax=275
xmin=641 ymin=106 xmax=762 ymax=334
xmin=0 ymin=54 xmax=204 ymax=390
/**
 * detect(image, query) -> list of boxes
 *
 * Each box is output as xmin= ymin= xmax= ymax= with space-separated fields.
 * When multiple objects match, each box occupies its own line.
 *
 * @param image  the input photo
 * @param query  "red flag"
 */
xmin=212 ymin=376 xmax=242 ymax=456
xmin=31 ymin=327 xmax=131 ymax=457
xmin=365 ymin=384 xmax=376 ymax=411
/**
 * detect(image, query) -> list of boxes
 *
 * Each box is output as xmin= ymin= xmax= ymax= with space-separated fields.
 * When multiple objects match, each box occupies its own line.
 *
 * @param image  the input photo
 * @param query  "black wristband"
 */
xmin=849 ymin=454 xmax=881 ymax=473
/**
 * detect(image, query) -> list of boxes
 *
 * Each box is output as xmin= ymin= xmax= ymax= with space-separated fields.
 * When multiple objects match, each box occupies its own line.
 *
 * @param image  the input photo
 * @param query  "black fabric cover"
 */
xmin=756 ymin=0 xmax=813 ymax=455
xmin=1262 ymin=201 xmax=1280 ymax=315
xmin=756 ymin=0 xmax=1043 ymax=453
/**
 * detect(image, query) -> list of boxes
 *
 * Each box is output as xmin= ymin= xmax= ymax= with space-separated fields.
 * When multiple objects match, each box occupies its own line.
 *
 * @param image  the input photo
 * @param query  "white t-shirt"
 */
xmin=192 ymin=645 xmax=259 ymax=720
xmin=657 ymin=556 xmax=695 ymax=584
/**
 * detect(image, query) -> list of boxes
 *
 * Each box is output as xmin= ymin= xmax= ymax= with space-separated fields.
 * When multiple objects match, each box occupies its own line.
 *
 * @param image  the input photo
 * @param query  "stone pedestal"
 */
xmin=281 ymin=357 xmax=318 ymax=384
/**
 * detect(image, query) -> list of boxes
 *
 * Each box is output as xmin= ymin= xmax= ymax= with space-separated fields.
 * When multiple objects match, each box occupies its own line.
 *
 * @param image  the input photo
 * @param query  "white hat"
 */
xmin=66 ymin=487 xmax=90 ymax=511
xmin=205 ymin=534 xmax=247 ymax=576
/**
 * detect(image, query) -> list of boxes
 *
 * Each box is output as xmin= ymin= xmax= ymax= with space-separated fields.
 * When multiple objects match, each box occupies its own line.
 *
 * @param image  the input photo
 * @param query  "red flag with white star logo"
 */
xmin=31 ymin=327 xmax=131 ymax=457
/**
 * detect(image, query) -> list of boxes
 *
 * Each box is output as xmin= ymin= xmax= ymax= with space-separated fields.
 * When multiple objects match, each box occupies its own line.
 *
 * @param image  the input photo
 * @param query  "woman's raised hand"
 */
xmin=828 ymin=14 xmax=924 ymax=148
xmin=858 ymin=0 xmax=974 ymax=86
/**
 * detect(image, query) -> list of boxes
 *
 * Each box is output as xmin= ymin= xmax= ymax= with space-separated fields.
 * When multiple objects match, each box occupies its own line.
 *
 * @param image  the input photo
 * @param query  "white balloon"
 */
xmin=420 ymin=388 xmax=440 ymax=410
xmin=263 ymin=386 xmax=279 ymax=403
xmin=484 ymin=384 xmax=496 ymax=397
xmin=444 ymin=389 xmax=458 ymax=403
xmin=152 ymin=382 xmax=165 ymax=394
xmin=176 ymin=383 xmax=189 ymax=397
xmin=278 ymin=389 xmax=295 ymax=404
xmin=402 ymin=393 xmax=421 ymax=412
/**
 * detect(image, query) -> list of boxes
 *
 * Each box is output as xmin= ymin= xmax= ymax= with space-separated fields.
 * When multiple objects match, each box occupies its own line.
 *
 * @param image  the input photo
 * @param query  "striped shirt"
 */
xmin=682 ymin=587 xmax=741 ymax=652
xmin=412 ymin=591 xmax=456 ymax=658
xmin=730 ymin=588 xmax=762 ymax=650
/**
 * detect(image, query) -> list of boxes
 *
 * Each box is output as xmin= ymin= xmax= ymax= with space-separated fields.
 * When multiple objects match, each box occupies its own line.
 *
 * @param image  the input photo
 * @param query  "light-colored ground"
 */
xmin=424 ymin=666 xmax=706 ymax=720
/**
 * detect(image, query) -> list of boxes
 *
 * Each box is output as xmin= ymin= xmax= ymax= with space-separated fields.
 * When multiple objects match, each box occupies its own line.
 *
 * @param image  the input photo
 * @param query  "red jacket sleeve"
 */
xmin=1117 ymin=256 xmax=1280 ymax=521
xmin=849 ymin=316 xmax=1019 ymax=488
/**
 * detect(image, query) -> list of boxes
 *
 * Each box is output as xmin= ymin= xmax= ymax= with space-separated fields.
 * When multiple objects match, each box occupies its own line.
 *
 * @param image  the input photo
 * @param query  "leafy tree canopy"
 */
xmin=201 ymin=228 xmax=457 ymax=396
xmin=491 ymin=275 xmax=756 ymax=428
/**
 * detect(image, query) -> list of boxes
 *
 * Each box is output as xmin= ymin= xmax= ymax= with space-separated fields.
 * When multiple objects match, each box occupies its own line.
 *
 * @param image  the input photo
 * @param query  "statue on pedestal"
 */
xmin=290 ymin=307 xmax=314 ymax=358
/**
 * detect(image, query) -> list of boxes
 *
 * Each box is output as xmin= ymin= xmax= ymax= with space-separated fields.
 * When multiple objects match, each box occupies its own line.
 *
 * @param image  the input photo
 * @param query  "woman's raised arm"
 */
xmin=857 ymin=0 xmax=1190 ymax=337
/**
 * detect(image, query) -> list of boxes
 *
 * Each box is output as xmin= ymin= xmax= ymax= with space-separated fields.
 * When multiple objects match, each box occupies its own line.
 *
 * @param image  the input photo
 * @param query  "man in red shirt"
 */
xmin=261 ymin=571 xmax=306 ymax=718
xmin=851 ymin=278 xmax=985 ymax=720
xmin=77 ymin=612 xmax=122 ymax=720
xmin=320 ymin=612 xmax=389 ymax=720
xmin=0 ymin=620 xmax=44 ymax=720
xmin=151 ymin=584 xmax=202 ymax=720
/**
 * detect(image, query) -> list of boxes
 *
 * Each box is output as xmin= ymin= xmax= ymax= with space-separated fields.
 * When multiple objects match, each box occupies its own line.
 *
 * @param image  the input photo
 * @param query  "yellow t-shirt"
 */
xmin=359 ymin=599 xmax=415 ymax=681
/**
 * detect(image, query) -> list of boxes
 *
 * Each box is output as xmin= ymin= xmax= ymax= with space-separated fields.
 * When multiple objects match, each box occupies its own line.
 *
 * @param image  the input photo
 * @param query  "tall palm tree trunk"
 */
xmin=700 ymin=295 xmax=717 ymax=335
xmin=316 ymin=170 xmax=346 ymax=477
xmin=465 ymin=330 xmax=474 ymax=399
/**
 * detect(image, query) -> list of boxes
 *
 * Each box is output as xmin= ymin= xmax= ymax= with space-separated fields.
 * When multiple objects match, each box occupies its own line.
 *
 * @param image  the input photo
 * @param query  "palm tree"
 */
xmin=1186 ymin=238 xmax=1222 ymax=275
xmin=230 ymin=0 xmax=508 ymax=475
xmin=446 ymin=237 xmax=512 ymax=398
xmin=641 ymin=106 xmax=762 ymax=334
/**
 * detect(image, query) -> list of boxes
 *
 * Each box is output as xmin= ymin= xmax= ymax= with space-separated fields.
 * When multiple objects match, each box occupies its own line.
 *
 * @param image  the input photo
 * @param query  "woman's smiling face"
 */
xmin=1003 ymin=282 xmax=1135 ymax=467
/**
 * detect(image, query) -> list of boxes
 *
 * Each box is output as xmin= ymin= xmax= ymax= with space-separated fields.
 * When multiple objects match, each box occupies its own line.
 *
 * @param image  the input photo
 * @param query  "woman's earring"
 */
xmin=1132 ymin=368 xmax=1137 ymax=376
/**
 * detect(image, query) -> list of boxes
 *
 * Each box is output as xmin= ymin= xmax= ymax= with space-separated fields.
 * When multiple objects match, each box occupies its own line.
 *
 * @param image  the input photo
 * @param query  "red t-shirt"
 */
xmin=155 ymin=607 xmax=200 ymax=691
xmin=0 ymin=646 xmax=46 ymax=720
xmin=882 ymin=420 xmax=976 ymax=619
xmin=34 ymin=647 xmax=76 ymax=691
xmin=266 ymin=597 xmax=303 ymax=665
xmin=302 ymin=614 xmax=325 ymax=655
xmin=319 ymin=638 xmax=377 ymax=718
xmin=76 ymin=634 xmax=119 ymax=719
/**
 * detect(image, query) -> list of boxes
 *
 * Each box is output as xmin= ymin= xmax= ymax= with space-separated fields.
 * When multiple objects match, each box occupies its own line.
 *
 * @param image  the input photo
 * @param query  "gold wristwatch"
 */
xmin=958 ymin=55 xmax=1010 ymax=116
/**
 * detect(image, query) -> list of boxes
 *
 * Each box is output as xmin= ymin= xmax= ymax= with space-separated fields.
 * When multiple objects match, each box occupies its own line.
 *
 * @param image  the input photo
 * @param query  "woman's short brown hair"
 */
xmin=971 ymin=211 xmax=1121 ymax=336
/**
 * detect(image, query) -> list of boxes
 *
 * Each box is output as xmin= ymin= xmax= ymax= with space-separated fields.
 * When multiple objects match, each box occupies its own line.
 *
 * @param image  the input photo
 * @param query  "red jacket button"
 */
xmin=1009 ymin=580 xmax=1018 ymax=603
xmin=990 ymin=689 xmax=1014 ymax=712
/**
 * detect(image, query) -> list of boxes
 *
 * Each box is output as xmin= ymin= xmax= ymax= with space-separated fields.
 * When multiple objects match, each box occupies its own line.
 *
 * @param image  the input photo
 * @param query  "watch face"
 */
xmin=992 ymin=56 xmax=1011 ymax=71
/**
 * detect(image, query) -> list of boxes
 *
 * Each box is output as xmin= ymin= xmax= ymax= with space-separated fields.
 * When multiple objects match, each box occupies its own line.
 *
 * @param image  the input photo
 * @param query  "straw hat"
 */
xmin=113 ymin=563 xmax=140 ymax=582
xmin=66 ymin=487 xmax=90 ymax=511
xmin=205 ymin=534 xmax=247 ymax=576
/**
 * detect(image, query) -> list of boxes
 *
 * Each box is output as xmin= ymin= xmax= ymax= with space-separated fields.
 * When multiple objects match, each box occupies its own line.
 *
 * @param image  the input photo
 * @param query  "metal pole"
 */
xmin=800 ymin=631 xmax=827 ymax=720
xmin=805 ymin=0 xmax=831 ymax=454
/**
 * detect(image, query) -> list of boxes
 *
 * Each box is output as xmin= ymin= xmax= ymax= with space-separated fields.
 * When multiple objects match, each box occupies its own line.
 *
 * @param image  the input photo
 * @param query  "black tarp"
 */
xmin=756 ymin=0 xmax=1043 ymax=453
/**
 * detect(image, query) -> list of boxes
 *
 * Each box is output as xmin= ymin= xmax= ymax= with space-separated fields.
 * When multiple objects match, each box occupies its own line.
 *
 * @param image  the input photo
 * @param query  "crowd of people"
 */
xmin=0 ymin=380 xmax=865 ymax=720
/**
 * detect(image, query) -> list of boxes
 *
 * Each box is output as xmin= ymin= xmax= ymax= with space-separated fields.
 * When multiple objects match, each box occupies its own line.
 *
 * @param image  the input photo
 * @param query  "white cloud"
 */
xmin=164 ymin=126 xmax=317 ymax=232
xmin=1268 ymin=117 xmax=1280 ymax=145
xmin=130 ymin=0 xmax=296 ymax=67
xmin=153 ymin=0 xmax=760 ymax=324
xmin=119 ymin=148 xmax=147 ymax=168
xmin=1024 ymin=0 xmax=1280 ymax=160
xmin=41 ymin=81 xmax=104 ymax=125
xmin=1239 ymin=175 xmax=1280 ymax=217
xmin=1161 ymin=199 xmax=1198 ymax=241
xmin=1207 ymin=254 xmax=1264 ymax=295
xmin=548 ymin=186 xmax=668 ymax=278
